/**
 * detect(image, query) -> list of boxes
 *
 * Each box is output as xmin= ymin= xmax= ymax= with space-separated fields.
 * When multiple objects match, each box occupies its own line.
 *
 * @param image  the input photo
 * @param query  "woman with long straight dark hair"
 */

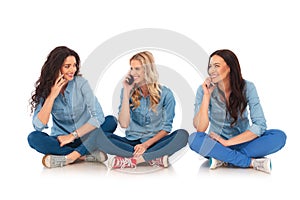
xmin=189 ymin=49 xmax=286 ymax=173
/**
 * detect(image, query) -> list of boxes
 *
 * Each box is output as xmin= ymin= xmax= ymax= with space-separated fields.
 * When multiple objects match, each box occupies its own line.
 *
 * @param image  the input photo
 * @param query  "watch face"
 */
xmin=72 ymin=131 xmax=78 ymax=138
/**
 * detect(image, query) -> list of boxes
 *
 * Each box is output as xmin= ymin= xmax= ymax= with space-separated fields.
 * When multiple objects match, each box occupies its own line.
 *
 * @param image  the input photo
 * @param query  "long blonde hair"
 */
xmin=130 ymin=51 xmax=161 ymax=112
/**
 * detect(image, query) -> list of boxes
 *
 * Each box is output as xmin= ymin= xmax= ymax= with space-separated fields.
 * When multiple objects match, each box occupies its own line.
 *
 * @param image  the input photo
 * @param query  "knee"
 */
xmin=176 ymin=129 xmax=189 ymax=142
xmin=266 ymin=129 xmax=287 ymax=149
xmin=105 ymin=115 xmax=118 ymax=126
xmin=188 ymin=132 xmax=205 ymax=151
xmin=176 ymin=129 xmax=189 ymax=147
xmin=274 ymin=129 xmax=287 ymax=147
xmin=102 ymin=115 xmax=118 ymax=131
xmin=105 ymin=115 xmax=117 ymax=122
xmin=27 ymin=131 xmax=40 ymax=148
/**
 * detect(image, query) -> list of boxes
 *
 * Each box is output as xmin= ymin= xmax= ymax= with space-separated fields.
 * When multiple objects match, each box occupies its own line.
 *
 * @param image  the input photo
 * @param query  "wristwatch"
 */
xmin=71 ymin=130 xmax=79 ymax=139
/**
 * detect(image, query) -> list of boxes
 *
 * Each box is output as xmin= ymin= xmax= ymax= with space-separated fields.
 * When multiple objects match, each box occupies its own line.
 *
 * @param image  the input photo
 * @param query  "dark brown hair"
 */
xmin=29 ymin=46 xmax=81 ymax=114
xmin=209 ymin=49 xmax=247 ymax=126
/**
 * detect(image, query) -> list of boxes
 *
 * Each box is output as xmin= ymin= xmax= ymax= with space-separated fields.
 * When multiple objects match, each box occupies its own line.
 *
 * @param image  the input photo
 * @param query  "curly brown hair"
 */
xmin=29 ymin=46 xmax=81 ymax=114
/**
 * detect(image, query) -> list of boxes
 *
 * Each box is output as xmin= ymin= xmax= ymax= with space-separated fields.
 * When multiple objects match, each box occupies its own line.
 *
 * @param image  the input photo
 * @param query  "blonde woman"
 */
xmin=105 ymin=51 xmax=189 ymax=169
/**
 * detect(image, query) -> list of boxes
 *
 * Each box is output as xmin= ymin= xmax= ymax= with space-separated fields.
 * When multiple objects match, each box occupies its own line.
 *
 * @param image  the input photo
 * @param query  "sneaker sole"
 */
xmin=42 ymin=155 xmax=51 ymax=168
xmin=263 ymin=159 xmax=272 ymax=174
xmin=99 ymin=151 xmax=108 ymax=162
xmin=209 ymin=158 xmax=222 ymax=170
xmin=162 ymin=155 xmax=169 ymax=168
xmin=108 ymin=156 xmax=115 ymax=169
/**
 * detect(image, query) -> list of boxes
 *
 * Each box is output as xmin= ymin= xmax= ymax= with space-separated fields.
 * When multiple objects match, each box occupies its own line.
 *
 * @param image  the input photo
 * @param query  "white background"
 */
xmin=0 ymin=0 xmax=298 ymax=199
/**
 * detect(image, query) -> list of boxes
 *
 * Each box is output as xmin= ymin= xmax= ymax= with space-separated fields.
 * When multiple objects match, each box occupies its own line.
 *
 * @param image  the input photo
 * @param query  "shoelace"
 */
xmin=215 ymin=160 xmax=224 ymax=167
xmin=253 ymin=160 xmax=266 ymax=170
xmin=86 ymin=155 xmax=97 ymax=162
xmin=51 ymin=156 xmax=67 ymax=167
xmin=113 ymin=157 xmax=136 ymax=169
xmin=148 ymin=157 xmax=164 ymax=167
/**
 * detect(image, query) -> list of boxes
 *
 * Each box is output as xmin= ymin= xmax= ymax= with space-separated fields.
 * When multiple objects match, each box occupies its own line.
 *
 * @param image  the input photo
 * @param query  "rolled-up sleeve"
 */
xmin=32 ymin=100 xmax=48 ymax=131
xmin=162 ymin=88 xmax=175 ymax=132
xmin=81 ymin=80 xmax=105 ymax=128
xmin=246 ymin=82 xmax=266 ymax=136
xmin=194 ymin=85 xmax=204 ymax=116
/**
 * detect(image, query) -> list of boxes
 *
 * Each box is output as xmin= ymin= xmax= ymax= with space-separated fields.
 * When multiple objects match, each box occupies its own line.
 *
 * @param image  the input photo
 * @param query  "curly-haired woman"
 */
xmin=27 ymin=46 xmax=117 ymax=168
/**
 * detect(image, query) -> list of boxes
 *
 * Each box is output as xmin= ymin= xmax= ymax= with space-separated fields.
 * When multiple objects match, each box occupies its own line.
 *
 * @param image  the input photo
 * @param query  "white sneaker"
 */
xmin=252 ymin=158 xmax=272 ymax=174
xmin=42 ymin=155 xmax=67 ymax=168
xmin=85 ymin=150 xmax=108 ymax=163
xmin=209 ymin=157 xmax=225 ymax=169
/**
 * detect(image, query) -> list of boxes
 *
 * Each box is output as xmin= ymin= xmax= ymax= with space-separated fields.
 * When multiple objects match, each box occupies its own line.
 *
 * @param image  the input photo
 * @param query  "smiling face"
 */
xmin=208 ymin=55 xmax=230 ymax=84
xmin=60 ymin=56 xmax=77 ymax=81
xmin=130 ymin=59 xmax=146 ymax=85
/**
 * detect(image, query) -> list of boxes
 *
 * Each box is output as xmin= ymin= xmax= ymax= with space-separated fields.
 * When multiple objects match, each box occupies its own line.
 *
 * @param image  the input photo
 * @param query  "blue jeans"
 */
xmin=27 ymin=115 xmax=118 ymax=156
xmin=188 ymin=129 xmax=286 ymax=167
xmin=96 ymin=129 xmax=189 ymax=161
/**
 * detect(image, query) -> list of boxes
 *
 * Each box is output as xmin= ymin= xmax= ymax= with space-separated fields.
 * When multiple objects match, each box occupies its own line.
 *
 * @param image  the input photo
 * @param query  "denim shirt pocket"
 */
xmin=131 ymin=106 xmax=153 ymax=127
xmin=131 ymin=110 xmax=145 ymax=126
xmin=71 ymin=104 xmax=85 ymax=121
xmin=149 ymin=106 xmax=162 ymax=123
xmin=52 ymin=108 xmax=68 ymax=121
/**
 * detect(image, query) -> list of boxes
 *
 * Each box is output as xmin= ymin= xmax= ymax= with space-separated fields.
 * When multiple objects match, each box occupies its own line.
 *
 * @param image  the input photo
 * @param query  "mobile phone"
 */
xmin=127 ymin=74 xmax=134 ymax=85
xmin=209 ymin=82 xmax=215 ymax=88
xmin=58 ymin=72 xmax=65 ymax=81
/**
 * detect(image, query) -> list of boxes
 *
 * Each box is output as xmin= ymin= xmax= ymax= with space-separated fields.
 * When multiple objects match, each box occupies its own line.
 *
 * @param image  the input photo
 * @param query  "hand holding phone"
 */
xmin=208 ymin=81 xmax=215 ymax=88
xmin=204 ymin=77 xmax=216 ymax=92
xmin=59 ymin=71 xmax=65 ymax=79
xmin=126 ymin=74 xmax=134 ymax=85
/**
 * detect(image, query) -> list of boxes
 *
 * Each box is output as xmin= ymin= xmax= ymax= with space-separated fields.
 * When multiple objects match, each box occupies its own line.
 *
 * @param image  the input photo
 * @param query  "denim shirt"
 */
xmin=194 ymin=80 xmax=266 ymax=139
xmin=32 ymin=76 xmax=105 ymax=136
xmin=119 ymin=85 xmax=175 ymax=142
